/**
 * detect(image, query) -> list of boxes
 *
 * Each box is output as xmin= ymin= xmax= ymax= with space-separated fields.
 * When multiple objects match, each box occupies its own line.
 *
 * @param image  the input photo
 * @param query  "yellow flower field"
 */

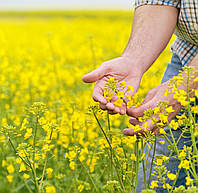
xmin=1 ymin=11 xmax=197 ymax=193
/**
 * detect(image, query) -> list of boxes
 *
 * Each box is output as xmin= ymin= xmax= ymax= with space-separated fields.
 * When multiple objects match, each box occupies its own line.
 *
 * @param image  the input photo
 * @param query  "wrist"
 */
xmin=121 ymin=53 xmax=149 ymax=76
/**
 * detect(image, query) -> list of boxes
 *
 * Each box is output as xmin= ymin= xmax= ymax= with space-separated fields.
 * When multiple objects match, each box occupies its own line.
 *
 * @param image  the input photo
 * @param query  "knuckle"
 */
xmin=101 ymin=62 xmax=112 ymax=72
xmin=105 ymin=65 xmax=112 ymax=73
xmin=99 ymin=103 xmax=106 ymax=110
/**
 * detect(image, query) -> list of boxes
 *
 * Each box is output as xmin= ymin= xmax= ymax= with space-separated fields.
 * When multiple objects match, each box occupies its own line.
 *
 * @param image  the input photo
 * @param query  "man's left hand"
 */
xmin=123 ymin=81 xmax=182 ymax=136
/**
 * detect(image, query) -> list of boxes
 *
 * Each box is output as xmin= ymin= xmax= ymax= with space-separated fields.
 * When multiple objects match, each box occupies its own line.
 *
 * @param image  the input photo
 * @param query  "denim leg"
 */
xmin=136 ymin=129 xmax=192 ymax=193
xmin=161 ymin=54 xmax=183 ymax=84
xmin=135 ymin=54 xmax=189 ymax=193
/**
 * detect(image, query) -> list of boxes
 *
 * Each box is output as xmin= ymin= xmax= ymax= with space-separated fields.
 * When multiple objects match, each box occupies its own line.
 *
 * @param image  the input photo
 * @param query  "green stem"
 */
xmin=145 ymin=143 xmax=153 ymax=167
xmin=186 ymin=69 xmax=198 ymax=154
xmin=7 ymin=135 xmax=30 ymax=168
xmin=20 ymin=176 xmax=34 ymax=193
xmin=188 ymin=152 xmax=198 ymax=183
xmin=23 ymin=150 xmax=40 ymax=193
xmin=170 ymin=168 xmax=181 ymax=193
xmin=80 ymin=161 xmax=99 ymax=192
xmin=141 ymin=140 xmax=147 ymax=189
xmin=186 ymin=69 xmax=198 ymax=183
xmin=93 ymin=110 xmax=126 ymax=192
xmin=32 ymin=116 xmax=40 ymax=193
xmin=148 ymin=136 xmax=157 ymax=187
xmin=161 ymin=178 xmax=170 ymax=193
xmin=33 ymin=116 xmax=38 ymax=164
xmin=134 ymin=141 xmax=140 ymax=193
xmin=168 ymin=125 xmax=179 ymax=155
xmin=107 ymin=112 xmax=113 ymax=181
xmin=39 ymin=127 xmax=54 ymax=190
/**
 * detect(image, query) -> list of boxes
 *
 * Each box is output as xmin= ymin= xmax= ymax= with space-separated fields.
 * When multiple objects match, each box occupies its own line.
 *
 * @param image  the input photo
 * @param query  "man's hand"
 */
xmin=82 ymin=5 xmax=178 ymax=115
xmin=123 ymin=51 xmax=198 ymax=136
xmin=123 ymin=81 xmax=182 ymax=136
xmin=82 ymin=56 xmax=143 ymax=115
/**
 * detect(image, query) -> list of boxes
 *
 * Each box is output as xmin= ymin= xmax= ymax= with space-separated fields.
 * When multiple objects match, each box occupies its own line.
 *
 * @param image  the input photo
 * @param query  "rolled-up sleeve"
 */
xmin=135 ymin=0 xmax=181 ymax=9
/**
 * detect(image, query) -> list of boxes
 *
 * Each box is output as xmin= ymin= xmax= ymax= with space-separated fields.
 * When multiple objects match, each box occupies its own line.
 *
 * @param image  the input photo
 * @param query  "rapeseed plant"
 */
xmin=0 ymin=10 xmax=197 ymax=193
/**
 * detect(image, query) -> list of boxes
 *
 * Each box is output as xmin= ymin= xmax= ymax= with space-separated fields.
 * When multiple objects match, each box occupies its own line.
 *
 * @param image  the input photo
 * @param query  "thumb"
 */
xmin=82 ymin=66 xmax=107 ymax=83
xmin=127 ymin=99 xmax=154 ymax=118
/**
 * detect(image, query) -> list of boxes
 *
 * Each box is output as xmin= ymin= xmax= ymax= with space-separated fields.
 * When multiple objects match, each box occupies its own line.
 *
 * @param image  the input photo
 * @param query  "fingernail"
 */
xmin=101 ymin=99 xmax=107 ymax=105
xmin=115 ymin=107 xmax=120 ymax=113
xmin=123 ymin=129 xmax=128 ymax=135
xmin=120 ymin=111 xmax=124 ymax=115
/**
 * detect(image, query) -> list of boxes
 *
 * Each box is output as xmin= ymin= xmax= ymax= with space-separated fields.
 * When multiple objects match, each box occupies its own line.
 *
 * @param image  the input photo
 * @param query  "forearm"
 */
xmin=122 ymin=5 xmax=179 ymax=74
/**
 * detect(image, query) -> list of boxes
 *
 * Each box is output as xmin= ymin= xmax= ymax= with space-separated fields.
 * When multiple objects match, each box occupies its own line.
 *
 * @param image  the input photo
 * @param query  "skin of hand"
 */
xmin=82 ymin=56 xmax=143 ymax=115
xmin=82 ymin=5 xmax=179 ymax=114
xmin=124 ymin=53 xmax=198 ymax=136
xmin=124 ymin=81 xmax=182 ymax=136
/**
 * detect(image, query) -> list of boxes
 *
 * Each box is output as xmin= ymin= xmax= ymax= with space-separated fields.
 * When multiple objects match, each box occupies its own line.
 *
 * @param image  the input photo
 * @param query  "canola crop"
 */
xmin=0 ymin=11 xmax=176 ymax=193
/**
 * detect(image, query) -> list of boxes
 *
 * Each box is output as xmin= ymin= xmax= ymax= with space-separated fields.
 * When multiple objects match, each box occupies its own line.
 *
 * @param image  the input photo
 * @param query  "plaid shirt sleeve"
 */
xmin=134 ymin=0 xmax=198 ymax=66
xmin=135 ymin=0 xmax=181 ymax=9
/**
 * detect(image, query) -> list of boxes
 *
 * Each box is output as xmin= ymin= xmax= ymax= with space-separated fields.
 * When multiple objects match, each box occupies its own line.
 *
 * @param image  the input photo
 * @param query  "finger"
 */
xmin=123 ymin=128 xmax=144 ymax=136
xmin=99 ymin=103 xmax=107 ymax=110
xmin=119 ymin=103 xmax=127 ymax=115
xmin=82 ymin=65 xmax=107 ymax=83
xmin=109 ymin=95 xmax=123 ymax=114
xmin=107 ymin=110 xmax=117 ymax=115
xmin=124 ymin=120 xmax=155 ymax=136
xmin=141 ymin=91 xmax=155 ymax=105
xmin=123 ymin=89 xmax=135 ymax=101
xmin=109 ymin=95 xmax=118 ymax=104
xmin=127 ymin=99 xmax=155 ymax=118
xmin=124 ymin=119 xmax=144 ymax=136
xmin=143 ymin=118 xmax=154 ymax=132
xmin=92 ymin=82 xmax=107 ymax=105
xmin=109 ymin=95 xmax=127 ymax=114
xmin=99 ymin=103 xmax=120 ymax=114
xmin=114 ymin=107 xmax=120 ymax=114
xmin=92 ymin=91 xmax=107 ymax=104
xmin=142 ymin=116 xmax=161 ymax=134
xmin=144 ymin=118 xmax=159 ymax=135
xmin=106 ymin=103 xmax=120 ymax=114
xmin=106 ymin=103 xmax=116 ymax=111
xmin=129 ymin=118 xmax=141 ymax=125
xmin=125 ymin=115 xmax=160 ymax=136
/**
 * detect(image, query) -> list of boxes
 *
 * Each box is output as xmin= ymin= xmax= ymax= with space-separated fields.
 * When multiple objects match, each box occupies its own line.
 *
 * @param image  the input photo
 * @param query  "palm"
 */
xmin=83 ymin=57 xmax=143 ymax=114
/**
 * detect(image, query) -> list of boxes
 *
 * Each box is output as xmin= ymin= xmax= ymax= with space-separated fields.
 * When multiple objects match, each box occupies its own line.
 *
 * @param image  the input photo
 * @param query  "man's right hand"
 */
xmin=82 ymin=56 xmax=144 ymax=115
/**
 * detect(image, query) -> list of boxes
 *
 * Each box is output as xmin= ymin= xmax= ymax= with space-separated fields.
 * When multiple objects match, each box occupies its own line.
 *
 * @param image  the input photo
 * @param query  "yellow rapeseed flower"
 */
xmin=78 ymin=184 xmax=84 ymax=192
xmin=163 ymin=183 xmax=172 ymax=190
xmin=7 ymin=164 xmax=15 ymax=174
xmin=23 ymin=173 xmax=30 ymax=179
xmin=7 ymin=175 xmax=13 ymax=183
xmin=167 ymin=173 xmax=176 ymax=181
xmin=24 ymin=128 xmax=32 ymax=140
xmin=47 ymin=168 xmax=53 ymax=178
xmin=45 ymin=185 xmax=56 ymax=193
xmin=2 ymin=160 xmax=7 ymax=167
xmin=150 ymin=180 xmax=158 ymax=189
xmin=19 ymin=162 xmax=26 ymax=172
xmin=185 ymin=176 xmax=193 ymax=186
xmin=130 ymin=154 xmax=136 ymax=161
xmin=178 ymin=160 xmax=190 ymax=170
xmin=69 ymin=161 xmax=75 ymax=170
xmin=155 ymin=158 xmax=163 ymax=166
xmin=113 ymin=98 xmax=123 ymax=108
xmin=169 ymin=120 xmax=179 ymax=130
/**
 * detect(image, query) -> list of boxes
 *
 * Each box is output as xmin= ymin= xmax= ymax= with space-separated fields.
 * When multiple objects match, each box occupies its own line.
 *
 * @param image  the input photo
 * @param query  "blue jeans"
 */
xmin=135 ymin=54 xmax=196 ymax=193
